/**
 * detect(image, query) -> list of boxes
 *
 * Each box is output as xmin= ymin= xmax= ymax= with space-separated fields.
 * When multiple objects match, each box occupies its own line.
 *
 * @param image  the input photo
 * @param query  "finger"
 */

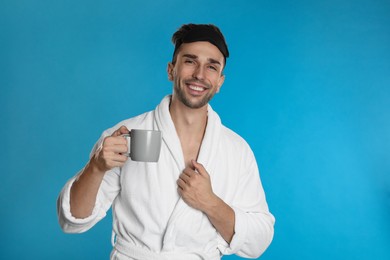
xmin=179 ymin=173 xmax=191 ymax=183
xmin=102 ymin=140 xmax=128 ymax=155
xmin=108 ymin=161 xmax=127 ymax=169
xmin=102 ymin=147 xmax=128 ymax=160
xmin=100 ymin=144 xmax=128 ymax=160
xmin=177 ymin=178 xmax=186 ymax=190
xmin=112 ymin=125 xmax=130 ymax=137
xmin=108 ymin=154 xmax=129 ymax=167
xmin=183 ymin=165 xmax=197 ymax=174
xmin=192 ymin=160 xmax=208 ymax=176
xmin=111 ymin=153 xmax=129 ymax=163
xmin=177 ymin=186 xmax=183 ymax=197
xmin=104 ymin=136 xmax=128 ymax=147
xmin=102 ymin=154 xmax=128 ymax=169
xmin=111 ymin=144 xmax=128 ymax=154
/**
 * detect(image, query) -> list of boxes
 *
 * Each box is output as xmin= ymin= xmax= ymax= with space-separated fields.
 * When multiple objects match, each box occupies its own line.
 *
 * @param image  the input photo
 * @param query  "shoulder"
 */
xmin=220 ymin=125 xmax=254 ymax=157
xmin=221 ymin=126 xmax=249 ymax=147
xmin=218 ymin=125 xmax=259 ymax=178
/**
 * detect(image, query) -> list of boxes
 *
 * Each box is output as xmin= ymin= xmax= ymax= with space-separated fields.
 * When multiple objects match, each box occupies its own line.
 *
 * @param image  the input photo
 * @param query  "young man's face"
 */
xmin=168 ymin=41 xmax=225 ymax=109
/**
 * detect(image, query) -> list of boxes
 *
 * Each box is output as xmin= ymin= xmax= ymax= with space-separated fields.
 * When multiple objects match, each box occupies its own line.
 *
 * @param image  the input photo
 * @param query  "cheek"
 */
xmin=210 ymin=75 xmax=222 ymax=86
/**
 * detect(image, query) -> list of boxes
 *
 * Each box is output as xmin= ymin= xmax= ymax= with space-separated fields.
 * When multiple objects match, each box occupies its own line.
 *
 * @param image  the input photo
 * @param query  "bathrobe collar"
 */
xmin=154 ymin=95 xmax=222 ymax=173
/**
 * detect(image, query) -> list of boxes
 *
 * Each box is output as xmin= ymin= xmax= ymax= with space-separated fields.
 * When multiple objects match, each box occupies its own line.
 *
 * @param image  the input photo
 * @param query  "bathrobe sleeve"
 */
xmin=57 ymin=132 xmax=121 ymax=233
xmin=217 ymin=143 xmax=275 ymax=258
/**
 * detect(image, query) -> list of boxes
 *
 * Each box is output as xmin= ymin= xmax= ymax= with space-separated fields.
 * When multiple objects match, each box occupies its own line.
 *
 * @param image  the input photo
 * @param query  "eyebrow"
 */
xmin=182 ymin=54 xmax=222 ymax=66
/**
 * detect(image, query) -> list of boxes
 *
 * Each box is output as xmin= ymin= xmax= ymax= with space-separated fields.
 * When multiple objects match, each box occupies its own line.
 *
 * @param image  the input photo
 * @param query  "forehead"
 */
xmin=176 ymin=41 xmax=225 ymax=63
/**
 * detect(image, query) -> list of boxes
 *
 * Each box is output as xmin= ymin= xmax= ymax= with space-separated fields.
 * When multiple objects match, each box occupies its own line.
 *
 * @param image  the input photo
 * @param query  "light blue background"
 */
xmin=1 ymin=0 xmax=389 ymax=259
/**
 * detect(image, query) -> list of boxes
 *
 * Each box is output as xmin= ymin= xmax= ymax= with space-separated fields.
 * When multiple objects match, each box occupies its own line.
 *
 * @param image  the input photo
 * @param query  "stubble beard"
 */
xmin=174 ymin=79 xmax=216 ymax=109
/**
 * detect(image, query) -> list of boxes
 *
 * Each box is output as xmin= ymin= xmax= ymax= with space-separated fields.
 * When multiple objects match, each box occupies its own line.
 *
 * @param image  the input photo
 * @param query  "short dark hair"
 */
xmin=171 ymin=23 xmax=229 ymax=66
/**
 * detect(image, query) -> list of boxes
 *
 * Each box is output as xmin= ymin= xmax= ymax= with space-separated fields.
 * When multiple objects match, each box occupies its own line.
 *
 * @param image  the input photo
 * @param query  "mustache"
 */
xmin=184 ymin=79 xmax=211 ymax=89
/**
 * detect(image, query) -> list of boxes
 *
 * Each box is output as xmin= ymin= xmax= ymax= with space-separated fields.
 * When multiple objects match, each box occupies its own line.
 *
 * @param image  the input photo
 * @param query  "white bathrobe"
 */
xmin=57 ymin=96 xmax=275 ymax=260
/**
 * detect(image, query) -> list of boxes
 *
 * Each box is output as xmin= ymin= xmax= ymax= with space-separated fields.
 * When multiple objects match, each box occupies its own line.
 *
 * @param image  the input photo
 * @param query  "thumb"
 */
xmin=192 ymin=160 xmax=208 ymax=176
xmin=112 ymin=125 xmax=130 ymax=137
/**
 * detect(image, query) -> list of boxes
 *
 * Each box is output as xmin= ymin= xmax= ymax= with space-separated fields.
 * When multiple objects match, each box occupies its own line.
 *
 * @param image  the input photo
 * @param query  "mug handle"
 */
xmin=121 ymin=133 xmax=131 ymax=157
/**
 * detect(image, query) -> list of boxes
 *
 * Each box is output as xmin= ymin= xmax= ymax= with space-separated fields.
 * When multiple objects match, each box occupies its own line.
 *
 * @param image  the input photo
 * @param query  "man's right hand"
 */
xmin=91 ymin=125 xmax=130 ymax=173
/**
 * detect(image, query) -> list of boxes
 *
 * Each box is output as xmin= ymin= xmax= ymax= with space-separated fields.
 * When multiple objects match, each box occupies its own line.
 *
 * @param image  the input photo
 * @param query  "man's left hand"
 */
xmin=177 ymin=160 xmax=217 ymax=211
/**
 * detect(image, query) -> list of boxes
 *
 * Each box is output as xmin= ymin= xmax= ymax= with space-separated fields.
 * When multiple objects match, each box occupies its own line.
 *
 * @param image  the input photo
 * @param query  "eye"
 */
xmin=185 ymin=59 xmax=195 ymax=64
xmin=208 ymin=65 xmax=218 ymax=71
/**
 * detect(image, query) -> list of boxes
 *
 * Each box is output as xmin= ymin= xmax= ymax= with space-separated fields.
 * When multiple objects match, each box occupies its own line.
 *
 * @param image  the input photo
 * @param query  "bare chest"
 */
xmin=181 ymin=140 xmax=202 ymax=168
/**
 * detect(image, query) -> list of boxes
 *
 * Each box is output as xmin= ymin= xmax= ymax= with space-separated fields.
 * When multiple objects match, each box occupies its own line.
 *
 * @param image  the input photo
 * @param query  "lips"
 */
xmin=188 ymin=84 xmax=206 ymax=92
xmin=185 ymin=80 xmax=210 ymax=94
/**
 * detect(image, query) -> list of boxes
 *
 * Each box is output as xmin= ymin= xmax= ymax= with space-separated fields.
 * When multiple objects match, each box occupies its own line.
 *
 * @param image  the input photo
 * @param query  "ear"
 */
xmin=216 ymin=74 xmax=225 ymax=93
xmin=167 ymin=62 xmax=175 ymax=81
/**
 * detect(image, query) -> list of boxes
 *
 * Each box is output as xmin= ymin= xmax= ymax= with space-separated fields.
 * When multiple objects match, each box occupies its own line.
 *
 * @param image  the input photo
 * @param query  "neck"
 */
xmin=169 ymin=96 xmax=208 ymax=138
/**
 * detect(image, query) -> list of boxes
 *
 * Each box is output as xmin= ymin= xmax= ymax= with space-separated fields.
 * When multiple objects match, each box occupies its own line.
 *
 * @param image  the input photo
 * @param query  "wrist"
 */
xmin=202 ymin=194 xmax=221 ymax=216
xmin=87 ymin=157 xmax=107 ymax=177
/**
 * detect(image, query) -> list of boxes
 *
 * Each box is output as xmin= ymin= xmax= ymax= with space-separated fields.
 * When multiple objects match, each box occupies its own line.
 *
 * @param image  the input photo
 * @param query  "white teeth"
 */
xmin=189 ymin=85 xmax=205 ymax=91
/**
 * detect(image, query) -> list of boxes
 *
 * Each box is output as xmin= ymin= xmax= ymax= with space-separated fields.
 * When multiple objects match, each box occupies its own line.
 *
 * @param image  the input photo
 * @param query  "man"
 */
xmin=57 ymin=23 xmax=275 ymax=260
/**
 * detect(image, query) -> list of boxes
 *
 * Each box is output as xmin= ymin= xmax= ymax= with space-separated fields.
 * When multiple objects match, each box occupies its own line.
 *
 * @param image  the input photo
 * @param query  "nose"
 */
xmin=193 ymin=65 xmax=205 ymax=80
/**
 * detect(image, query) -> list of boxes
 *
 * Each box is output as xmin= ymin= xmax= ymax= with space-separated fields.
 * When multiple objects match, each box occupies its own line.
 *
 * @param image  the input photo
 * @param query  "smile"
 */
xmin=188 ymin=84 xmax=206 ymax=92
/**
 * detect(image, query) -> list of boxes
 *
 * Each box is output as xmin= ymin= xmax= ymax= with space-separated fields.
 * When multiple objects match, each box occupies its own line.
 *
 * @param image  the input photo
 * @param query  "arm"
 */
xmin=200 ymin=191 xmax=235 ymax=244
xmin=177 ymin=155 xmax=274 ymax=258
xmin=177 ymin=160 xmax=235 ymax=243
xmin=70 ymin=126 xmax=130 ymax=218
xmin=226 ymin=151 xmax=275 ymax=258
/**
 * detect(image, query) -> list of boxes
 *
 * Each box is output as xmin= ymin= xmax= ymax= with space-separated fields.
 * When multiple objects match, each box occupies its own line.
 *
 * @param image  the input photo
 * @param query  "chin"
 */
xmin=174 ymin=84 xmax=215 ymax=109
xmin=184 ymin=95 xmax=214 ymax=109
